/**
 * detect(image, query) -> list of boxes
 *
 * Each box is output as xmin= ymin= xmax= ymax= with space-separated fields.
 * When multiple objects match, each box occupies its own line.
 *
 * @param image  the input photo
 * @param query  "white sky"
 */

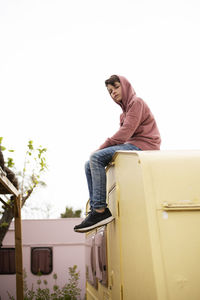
xmin=1 ymin=0 xmax=200 ymax=218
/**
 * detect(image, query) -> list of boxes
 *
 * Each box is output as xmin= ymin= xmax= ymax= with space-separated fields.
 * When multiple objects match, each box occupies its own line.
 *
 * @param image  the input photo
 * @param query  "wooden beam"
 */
xmin=0 ymin=173 xmax=19 ymax=197
xmin=14 ymin=195 xmax=24 ymax=300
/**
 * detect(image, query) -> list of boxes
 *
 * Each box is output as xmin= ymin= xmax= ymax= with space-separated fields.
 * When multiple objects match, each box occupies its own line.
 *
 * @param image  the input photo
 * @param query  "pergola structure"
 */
xmin=0 ymin=167 xmax=24 ymax=300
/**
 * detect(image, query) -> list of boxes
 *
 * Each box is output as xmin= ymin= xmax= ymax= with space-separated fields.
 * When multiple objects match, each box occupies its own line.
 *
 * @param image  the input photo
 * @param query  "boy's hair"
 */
xmin=105 ymin=75 xmax=120 ymax=86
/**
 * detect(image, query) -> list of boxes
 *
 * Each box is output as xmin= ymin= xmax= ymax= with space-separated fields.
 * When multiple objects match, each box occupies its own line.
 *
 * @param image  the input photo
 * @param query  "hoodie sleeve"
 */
xmin=98 ymin=100 xmax=143 ymax=150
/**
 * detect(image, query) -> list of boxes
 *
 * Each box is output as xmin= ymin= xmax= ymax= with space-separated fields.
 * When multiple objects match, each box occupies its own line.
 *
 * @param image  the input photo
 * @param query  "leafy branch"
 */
xmin=21 ymin=140 xmax=47 ymax=197
xmin=0 ymin=137 xmax=48 ymax=245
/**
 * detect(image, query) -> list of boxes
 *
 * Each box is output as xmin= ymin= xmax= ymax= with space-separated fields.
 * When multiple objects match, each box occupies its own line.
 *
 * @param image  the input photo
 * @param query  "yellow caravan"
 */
xmin=85 ymin=150 xmax=200 ymax=300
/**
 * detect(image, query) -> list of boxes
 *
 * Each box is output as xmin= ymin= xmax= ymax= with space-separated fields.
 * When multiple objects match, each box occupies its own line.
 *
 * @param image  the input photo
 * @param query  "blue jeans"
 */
xmin=85 ymin=143 xmax=141 ymax=210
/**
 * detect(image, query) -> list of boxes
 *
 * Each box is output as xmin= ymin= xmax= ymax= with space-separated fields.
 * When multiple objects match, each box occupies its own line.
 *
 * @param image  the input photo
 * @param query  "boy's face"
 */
xmin=107 ymin=82 xmax=122 ymax=102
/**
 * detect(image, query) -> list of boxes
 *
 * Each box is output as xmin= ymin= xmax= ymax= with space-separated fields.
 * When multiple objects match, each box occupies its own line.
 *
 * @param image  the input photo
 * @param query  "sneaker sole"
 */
xmin=74 ymin=216 xmax=115 ymax=233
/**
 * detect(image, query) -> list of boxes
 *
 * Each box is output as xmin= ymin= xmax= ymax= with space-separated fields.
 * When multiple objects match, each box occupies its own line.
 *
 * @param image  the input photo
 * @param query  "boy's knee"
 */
xmin=89 ymin=151 xmax=99 ymax=164
xmin=85 ymin=161 xmax=90 ymax=172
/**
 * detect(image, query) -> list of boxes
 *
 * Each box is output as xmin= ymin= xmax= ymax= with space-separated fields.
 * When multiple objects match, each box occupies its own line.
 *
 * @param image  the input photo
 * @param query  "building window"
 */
xmin=0 ymin=248 xmax=16 ymax=274
xmin=31 ymin=247 xmax=53 ymax=275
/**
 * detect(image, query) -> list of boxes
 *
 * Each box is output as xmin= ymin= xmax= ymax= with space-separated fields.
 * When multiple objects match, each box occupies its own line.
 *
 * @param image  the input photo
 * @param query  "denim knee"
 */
xmin=89 ymin=152 xmax=103 ymax=168
xmin=85 ymin=160 xmax=90 ymax=174
xmin=89 ymin=152 xmax=98 ymax=162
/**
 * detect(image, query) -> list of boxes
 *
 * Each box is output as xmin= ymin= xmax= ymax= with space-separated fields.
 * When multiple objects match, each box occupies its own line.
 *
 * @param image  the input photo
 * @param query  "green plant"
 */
xmin=7 ymin=265 xmax=81 ymax=300
xmin=61 ymin=266 xmax=81 ymax=300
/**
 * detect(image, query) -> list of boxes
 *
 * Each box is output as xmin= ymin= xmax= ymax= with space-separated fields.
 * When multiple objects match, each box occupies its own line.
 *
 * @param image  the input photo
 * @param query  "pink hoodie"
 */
xmin=99 ymin=75 xmax=161 ymax=150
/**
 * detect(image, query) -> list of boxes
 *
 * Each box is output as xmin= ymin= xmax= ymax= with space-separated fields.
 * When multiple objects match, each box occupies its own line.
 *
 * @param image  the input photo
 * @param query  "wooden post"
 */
xmin=14 ymin=195 xmax=24 ymax=300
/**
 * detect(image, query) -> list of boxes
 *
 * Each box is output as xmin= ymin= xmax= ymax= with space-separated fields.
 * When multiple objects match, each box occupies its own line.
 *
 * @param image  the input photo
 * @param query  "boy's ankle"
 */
xmin=95 ymin=208 xmax=105 ymax=213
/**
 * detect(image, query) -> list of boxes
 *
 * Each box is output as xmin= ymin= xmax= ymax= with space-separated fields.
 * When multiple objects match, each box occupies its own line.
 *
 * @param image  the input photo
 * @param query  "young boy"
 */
xmin=74 ymin=75 xmax=161 ymax=233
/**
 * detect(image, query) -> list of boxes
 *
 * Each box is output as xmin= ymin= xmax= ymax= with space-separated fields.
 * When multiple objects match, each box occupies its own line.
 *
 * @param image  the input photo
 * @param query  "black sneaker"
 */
xmin=74 ymin=208 xmax=114 ymax=233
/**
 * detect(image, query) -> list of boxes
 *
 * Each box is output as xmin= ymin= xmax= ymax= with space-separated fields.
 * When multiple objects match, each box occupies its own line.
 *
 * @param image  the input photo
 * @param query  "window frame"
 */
xmin=0 ymin=247 xmax=16 ymax=275
xmin=31 ymin=247 xmax=53 ymax=275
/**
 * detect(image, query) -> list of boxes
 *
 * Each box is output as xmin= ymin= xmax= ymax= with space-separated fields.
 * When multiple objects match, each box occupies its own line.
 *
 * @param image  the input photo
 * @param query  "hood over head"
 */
xmin=115 ymin=75 xmax=136 ymax=112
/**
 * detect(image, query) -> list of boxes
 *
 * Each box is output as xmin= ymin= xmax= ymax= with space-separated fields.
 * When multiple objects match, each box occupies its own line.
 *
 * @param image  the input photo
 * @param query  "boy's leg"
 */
xmin=89 ymin=148 xmax=115 ymax=210
xmin=90 ymin=143 xmax=140 ymax=209
xmin=85 ymin=161 xmax=94 ymax=210
xmin=74 ymin=143 xmax=140 ymax=232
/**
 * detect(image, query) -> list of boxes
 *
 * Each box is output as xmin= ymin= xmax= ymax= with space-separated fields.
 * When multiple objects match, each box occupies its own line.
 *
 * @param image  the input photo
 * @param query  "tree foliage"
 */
xmin=60 ymin=207 xmax=82 ymax=218
xmin=0 ymin=138 xmax=48 ymax=246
